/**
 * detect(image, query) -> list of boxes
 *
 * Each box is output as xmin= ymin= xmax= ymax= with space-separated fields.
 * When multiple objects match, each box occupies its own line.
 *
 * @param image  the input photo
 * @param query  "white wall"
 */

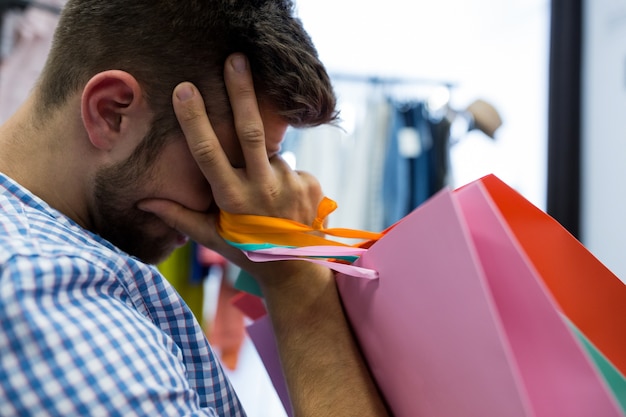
xmin=294 ymin=0 xmax=551 ymax=209
xmin=582 ymin=0 xmax=626 ymax=281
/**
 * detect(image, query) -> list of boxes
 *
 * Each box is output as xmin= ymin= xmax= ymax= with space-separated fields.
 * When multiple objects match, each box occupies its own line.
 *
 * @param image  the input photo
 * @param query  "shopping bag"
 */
xmin=246 ymin=315 xmax=293 ymax=417
xmin=569 ymin=321 xmax=626 ymax=411
xmin=464 ymin=175 xmax=626 ymax=413
xmin=222 ymin=175 xmax=625 ymax=416
xmin=330 ymin=183 xmax=623 ymax=416
xmin=474 ymin=175 xmax=626 ymax=376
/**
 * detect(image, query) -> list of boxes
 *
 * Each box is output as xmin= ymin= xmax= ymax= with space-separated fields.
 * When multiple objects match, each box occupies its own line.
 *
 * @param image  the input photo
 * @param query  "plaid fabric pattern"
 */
xmin=0 ymin=174 xmax=245 ymax=416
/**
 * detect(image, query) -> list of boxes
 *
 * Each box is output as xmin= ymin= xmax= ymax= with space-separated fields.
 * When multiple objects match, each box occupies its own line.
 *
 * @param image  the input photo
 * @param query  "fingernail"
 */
xmin=231 ymin=54 xmax=247 ymax=73
xmin=176 ymin=83 xmax=195 ymax=102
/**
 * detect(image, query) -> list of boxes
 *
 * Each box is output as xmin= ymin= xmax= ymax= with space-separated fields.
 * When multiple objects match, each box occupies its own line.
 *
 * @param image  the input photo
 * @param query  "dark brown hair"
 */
xmin=36 ymin=0 xmax=338 ymax=153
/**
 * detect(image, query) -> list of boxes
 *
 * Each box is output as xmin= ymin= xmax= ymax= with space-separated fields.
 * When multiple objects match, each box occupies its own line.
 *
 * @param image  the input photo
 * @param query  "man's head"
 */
xmin=29 ymin=0 xmax=338 ymax=263
xmin=38 ymin=0 xmax=337 ymax=143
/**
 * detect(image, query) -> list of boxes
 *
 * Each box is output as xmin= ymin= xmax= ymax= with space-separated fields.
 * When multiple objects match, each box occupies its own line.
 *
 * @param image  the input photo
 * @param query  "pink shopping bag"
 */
xmin=334 ymin=181 xmax=622 ymax=417
xmin=474 ymin=174 xmax=626 ymax=376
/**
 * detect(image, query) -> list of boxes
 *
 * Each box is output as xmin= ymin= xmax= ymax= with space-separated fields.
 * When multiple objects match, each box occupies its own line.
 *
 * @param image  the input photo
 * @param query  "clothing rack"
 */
xmin=329 ymin=72 xmax=458 ymax=111
xmin=329 ymin=72 xmax=457 ymax=90
xmin=0 ymin=0 xmax=62 ymax=14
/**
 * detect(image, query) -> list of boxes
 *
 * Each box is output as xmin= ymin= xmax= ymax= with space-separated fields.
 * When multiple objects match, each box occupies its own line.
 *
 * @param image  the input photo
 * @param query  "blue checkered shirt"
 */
xmin=0 ymin=174 xmax=246 ymax=416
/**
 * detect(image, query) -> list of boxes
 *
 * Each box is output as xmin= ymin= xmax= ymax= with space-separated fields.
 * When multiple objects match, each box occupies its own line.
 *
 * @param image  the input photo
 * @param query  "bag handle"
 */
xmin=218 ymin=196 xmax=384 ymax=247
xmin=218 ymin=197 xmax=383 ymax=278
xmin=244 ymin=250 xmax=379 ymax=279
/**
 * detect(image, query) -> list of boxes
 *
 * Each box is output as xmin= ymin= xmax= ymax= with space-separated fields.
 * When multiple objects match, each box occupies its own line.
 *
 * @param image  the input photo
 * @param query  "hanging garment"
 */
xmin=428 ymin=112 xmax=452 ymax=193
xmin=382 ymin=100 xmax=436 ymax=228
xmin=330 ymin=90 xmax=392 ymax=233
xmin=0 ymin=1 xmax=65 ymax=122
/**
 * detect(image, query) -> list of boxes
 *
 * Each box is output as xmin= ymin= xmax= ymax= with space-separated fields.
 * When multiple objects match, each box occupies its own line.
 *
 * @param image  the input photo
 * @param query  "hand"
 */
xmin=139 ymin=53 xmax=324 ymax=279
xmin=141 ymin=54 xmax=389 ymax=417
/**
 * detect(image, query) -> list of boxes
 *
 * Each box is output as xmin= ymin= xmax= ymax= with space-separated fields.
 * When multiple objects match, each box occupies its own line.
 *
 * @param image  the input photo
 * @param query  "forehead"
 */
xmin=208 ymin=103 xmax=289 ymax=168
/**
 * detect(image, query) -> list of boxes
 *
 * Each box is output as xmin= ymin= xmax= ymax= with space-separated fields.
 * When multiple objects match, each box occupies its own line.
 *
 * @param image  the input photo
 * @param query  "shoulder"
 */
xmin=0 ymin=179 xmax=244 ymax=415
xmin=0 ymin=181 xmax=163 ymax=324
xmin=0 ymin=179 xmax=153 ymax=283
xmin=0 ymin=220 xmax=244 ymax=415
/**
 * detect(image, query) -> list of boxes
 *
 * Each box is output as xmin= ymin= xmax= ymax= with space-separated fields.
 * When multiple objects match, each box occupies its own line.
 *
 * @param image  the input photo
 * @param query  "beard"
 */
xmin=92 ymin=139 xmax=179 ymax=265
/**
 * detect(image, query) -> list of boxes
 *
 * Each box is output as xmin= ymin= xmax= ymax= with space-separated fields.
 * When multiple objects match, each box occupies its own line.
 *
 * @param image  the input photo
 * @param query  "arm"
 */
xmin=140 ymin=54 xmax=389 ymax=416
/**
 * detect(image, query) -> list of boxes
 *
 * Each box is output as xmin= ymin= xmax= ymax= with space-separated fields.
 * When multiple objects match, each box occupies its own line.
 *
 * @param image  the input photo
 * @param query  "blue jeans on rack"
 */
xmin=382 ymin=100 xmax=435 ymax=228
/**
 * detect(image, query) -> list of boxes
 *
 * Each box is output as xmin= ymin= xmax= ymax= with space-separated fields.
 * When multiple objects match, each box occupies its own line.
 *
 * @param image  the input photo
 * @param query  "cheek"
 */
xmin=214 ymin=125 xmax=245 ymax=168
xmin=155 ymin=141 xmax=213 ymax=211
xmin=167 ymin=163 xmax=213 ymax=211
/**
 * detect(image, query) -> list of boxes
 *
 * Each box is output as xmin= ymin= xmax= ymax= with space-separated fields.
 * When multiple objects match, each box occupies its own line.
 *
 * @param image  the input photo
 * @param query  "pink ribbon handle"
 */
xmin=243 ymin=246 xmax=378 ymax=280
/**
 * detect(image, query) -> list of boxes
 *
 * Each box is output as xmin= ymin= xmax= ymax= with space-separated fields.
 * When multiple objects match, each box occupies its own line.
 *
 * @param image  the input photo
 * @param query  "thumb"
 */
xmin=138 ymin=198 xmax=220 ymax=246
xmin=139 ymin=198 xmax=260 ymax=269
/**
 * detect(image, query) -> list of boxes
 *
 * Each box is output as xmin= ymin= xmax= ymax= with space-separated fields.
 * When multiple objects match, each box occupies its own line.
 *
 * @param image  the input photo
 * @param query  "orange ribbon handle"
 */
xmin=312 ymin=197 xmax=338 ymax=230
xmin=218 ymin=196 xmax=383 ymax=248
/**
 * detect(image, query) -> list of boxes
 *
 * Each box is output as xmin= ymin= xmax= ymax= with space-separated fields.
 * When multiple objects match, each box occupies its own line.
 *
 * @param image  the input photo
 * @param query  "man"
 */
xmin=0 ymin=1 xmax=389 ymax=416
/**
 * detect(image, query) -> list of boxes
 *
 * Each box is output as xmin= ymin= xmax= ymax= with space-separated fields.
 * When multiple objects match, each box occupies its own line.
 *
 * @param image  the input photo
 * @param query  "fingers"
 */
xmin=173 ymin=54 xmax=274 ymax=204
xmin=172 ymin=54 xmax=322 ymax=222
xmin=172 ymin=82 xmax=239 ymax=196
xmin=224 ymin=54 xmax=273 ymax=180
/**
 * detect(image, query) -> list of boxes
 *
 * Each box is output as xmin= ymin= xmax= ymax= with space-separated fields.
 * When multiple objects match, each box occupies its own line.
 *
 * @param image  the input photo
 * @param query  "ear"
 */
xmin=81 ymin=70 xmax=147 ymax=152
